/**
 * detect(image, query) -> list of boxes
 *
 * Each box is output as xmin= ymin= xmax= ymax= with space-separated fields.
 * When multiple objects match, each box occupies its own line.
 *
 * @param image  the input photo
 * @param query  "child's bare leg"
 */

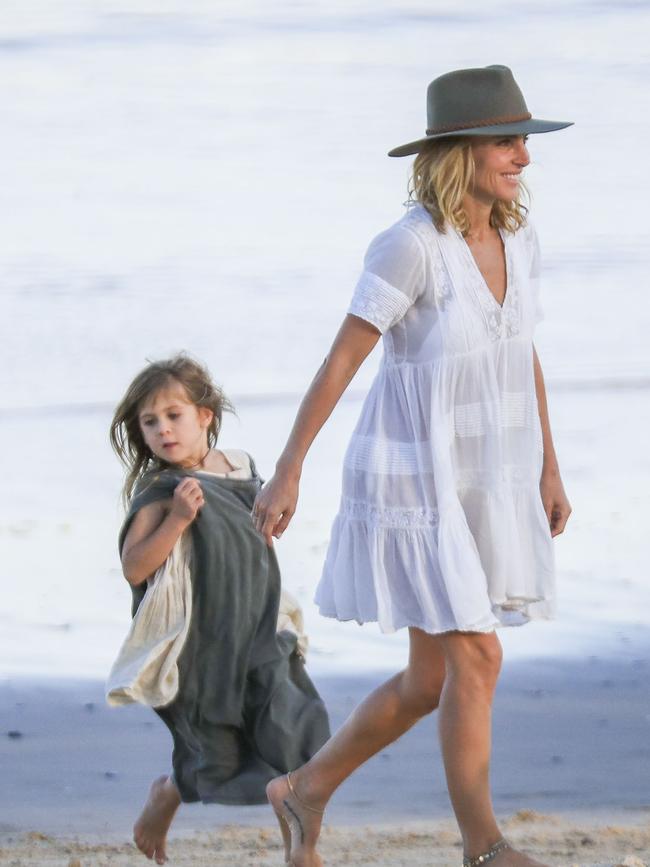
xmin=133 ymin=775 xmax=181 ymax=864
xmin=267 ymin=628 xmax=446 ymax=867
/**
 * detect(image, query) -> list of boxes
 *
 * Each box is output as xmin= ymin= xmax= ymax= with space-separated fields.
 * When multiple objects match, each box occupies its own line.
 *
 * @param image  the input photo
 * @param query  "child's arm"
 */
xmin=121 ymin=477 xmax=204 ymax=586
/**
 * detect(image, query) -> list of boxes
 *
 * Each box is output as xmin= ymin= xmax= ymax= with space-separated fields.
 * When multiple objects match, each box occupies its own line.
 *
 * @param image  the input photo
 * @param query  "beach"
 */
xmin=2 ymin=387 xmax=649 ymax=865
xmin=2 ymin=656 xmax=650 ymax=866
xmin=2 ymin=820 xmax=650 ymax=866
xmin=1 ymin=1 xmax=649 ymax=864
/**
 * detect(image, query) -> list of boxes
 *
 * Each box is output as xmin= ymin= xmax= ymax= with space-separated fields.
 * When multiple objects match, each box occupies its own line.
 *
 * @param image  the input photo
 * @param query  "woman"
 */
xmin=254 ymin=64 xmax=572 ymax=867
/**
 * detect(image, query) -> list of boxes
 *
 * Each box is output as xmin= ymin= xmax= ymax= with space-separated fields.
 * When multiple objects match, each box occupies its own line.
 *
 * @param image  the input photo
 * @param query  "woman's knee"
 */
xmin=401 ymin=633 xmax=447 ymax=716
xmin=397 ymin=672 xmax=444 ymax=717
xmin=442 ymin=631 xmax=503 ymax=694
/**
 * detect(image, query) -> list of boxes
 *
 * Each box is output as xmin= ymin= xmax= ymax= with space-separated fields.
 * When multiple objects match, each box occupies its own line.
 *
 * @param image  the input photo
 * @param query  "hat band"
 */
xmin=426 ymin=111 xmax=532 ymax=135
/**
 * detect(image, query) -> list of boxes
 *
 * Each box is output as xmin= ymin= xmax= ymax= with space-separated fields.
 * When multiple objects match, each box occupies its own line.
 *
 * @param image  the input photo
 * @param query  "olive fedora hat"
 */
xmin=388 ymin=64 xmax=573 ymax=158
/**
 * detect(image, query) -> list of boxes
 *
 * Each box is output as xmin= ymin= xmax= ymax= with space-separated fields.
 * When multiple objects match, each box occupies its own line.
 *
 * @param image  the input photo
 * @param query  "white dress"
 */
xmin=314 ymin=204 xmax=555 ymax=635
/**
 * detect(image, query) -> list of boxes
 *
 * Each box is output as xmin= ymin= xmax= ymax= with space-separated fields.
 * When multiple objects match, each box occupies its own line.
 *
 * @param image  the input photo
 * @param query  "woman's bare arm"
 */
xmin=253 ymin=314 xmax=381 ymax=544
xmin=533 ymin=345 xmax=572 ymax=536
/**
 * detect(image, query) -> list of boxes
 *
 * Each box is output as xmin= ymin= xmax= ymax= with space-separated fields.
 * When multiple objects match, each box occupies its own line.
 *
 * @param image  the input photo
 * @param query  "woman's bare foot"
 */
xmin=133 ymin=775 xmax=181 ymax=864
xmin=267 ymin=774 xmax=325 ymax=867
xmin=274 ymin=809 xmax=292 ymax=864
xmin=487 ymin=847 xmax=550 ymax=867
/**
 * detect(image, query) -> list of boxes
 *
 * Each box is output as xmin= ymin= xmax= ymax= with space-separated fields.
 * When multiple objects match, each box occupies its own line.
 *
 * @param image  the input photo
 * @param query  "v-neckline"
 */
xmin=459 ymin=227 xmax=510 ymax=310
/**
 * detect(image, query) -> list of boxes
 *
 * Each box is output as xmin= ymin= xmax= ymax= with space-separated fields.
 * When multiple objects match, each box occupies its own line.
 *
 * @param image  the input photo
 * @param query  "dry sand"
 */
xmin=1 ymin=813 xmax=649 ymax=866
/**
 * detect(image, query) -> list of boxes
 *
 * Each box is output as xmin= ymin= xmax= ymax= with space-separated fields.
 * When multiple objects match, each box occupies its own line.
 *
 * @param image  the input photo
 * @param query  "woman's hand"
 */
xmin=253 ymin=469 xmax=300 ymax=546
xmin=540 ymin=469 xmax=571 ymax=537
xmin=170 ymin=477 xmax=205 ymax=525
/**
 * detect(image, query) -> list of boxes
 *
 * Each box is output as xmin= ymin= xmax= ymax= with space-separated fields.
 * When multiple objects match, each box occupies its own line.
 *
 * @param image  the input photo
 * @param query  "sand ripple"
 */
xmin=0 ymin=817 xmax=648 ymax=866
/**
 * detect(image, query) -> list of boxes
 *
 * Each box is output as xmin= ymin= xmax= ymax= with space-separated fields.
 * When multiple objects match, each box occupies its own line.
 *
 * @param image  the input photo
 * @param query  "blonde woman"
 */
xmin=254 ymin=65 xmax=572 ymax=867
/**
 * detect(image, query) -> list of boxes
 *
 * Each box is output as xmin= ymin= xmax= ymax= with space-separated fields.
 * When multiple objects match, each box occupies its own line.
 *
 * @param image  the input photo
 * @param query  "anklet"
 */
xmin=286 ymin=771 xmax=324 ymax=815
xmin=463 ymin=838 xmax=510 ymax=866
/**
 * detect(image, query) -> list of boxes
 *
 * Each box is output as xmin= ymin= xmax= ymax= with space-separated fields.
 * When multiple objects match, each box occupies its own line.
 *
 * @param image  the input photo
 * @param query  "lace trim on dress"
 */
xmin=403 ymin=207 xmax=453 ymax=310
xmin=454 ymin=228 xmax=522 ymax=341
xmin=431 ymin=251 xmax=454 ymax=309
xmin=474 ymin=279 xmax=521 ymax=341
xmin=348 ymin=271 xmax=411 ymax=334
xmin=341 ymin=497 xmax=439 ymax=529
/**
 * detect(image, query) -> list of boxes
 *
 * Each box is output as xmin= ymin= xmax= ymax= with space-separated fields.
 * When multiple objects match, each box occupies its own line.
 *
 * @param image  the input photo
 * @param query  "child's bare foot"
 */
xmin=133 ymin=775 xmax=181 ymax=864
xmin=267 ymin=773 xmax=325 ymax=867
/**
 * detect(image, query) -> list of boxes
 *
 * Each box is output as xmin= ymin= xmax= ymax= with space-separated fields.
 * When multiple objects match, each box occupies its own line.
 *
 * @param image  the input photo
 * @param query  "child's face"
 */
xmin=138 ymin=381 xmax=213 ymax=466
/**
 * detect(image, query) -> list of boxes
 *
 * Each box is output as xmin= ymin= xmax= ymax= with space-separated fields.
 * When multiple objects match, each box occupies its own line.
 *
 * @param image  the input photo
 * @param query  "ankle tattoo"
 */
xmin=283 ymin=799 xmax=305 ymax=844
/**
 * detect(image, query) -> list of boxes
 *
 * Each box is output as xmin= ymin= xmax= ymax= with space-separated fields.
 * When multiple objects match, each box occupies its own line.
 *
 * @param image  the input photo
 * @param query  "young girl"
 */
xmin=107 ymin=354 xmax=330 ymax=865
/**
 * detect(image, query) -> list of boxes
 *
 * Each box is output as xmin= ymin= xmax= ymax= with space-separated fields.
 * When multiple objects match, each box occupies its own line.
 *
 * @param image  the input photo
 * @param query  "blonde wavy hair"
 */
xmin=110 ymin=353 xmax=235 ymax=504
xmin=408 ymin=137 xmax=529 ymax=235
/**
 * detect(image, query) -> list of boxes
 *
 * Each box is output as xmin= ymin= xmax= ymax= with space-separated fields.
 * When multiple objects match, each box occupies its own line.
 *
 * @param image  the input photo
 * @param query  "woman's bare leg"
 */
xmin=436 ymin=631 xmax=549 ymax=867
xmin=437 ymin=631 xmax=502 ymax=854
xmin=133 ymin=775 xmax=181 ymax=864
xmin=267 ymin=627 xmax=446 ymax=866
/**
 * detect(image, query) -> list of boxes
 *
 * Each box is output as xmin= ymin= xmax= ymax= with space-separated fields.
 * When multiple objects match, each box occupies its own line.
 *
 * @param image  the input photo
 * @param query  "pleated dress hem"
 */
xmin=315 ymin=593 xmax=554 ymax=636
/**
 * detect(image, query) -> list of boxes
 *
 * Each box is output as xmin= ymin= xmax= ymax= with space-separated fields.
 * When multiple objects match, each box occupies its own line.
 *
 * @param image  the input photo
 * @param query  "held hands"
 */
xmin=540 ymin=469 xmax=571 ymax=537
xmin=170 ymin=478 xmax=205 ymax=526
xmin=253 ymin=470 xmax=299 ymax=546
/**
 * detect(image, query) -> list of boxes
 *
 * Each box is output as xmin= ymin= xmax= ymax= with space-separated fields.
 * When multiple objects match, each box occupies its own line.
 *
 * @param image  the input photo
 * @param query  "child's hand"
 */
xmin=170 ymin=478 xmax=205 ymax=525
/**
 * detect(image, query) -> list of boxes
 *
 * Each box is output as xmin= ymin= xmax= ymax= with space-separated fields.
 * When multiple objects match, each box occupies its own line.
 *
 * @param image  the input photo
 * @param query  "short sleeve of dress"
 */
xmin=348 ymin=225 xmax=426 ymax=334
xmin=527 ymin=222 xmax=544 ymax=325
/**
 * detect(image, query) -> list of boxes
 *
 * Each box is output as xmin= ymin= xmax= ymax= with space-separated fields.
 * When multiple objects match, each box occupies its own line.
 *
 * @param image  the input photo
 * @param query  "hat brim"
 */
xmin=388 ymin=118 xmax=574 ymax=158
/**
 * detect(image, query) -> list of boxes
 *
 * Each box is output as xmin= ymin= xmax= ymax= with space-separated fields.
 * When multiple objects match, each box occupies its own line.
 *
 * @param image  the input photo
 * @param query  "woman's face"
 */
xmin=469 ymin=134 xmax=530 ymax=204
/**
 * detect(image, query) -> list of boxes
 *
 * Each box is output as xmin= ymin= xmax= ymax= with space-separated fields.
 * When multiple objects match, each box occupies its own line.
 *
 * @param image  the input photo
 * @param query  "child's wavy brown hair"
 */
xmin=110 ymin=353 xmax=234 ymax=504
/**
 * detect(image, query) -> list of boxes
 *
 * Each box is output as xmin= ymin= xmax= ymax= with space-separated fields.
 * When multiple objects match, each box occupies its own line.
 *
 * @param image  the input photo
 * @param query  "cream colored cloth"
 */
xmin=197 ymin=448 xmax=254 ymax=480
xmin=277 ymin=587 xmax=309 ymax=658
xmin=106 ymin=449 xmax=308 ymax=708
xmin=106 ymin=532 xmax=192 ymax=707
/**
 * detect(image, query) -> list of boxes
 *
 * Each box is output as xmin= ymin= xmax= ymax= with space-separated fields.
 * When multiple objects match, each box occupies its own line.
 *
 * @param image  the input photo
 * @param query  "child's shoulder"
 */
xmin=131 ymin=467 xmax=178 ymax=504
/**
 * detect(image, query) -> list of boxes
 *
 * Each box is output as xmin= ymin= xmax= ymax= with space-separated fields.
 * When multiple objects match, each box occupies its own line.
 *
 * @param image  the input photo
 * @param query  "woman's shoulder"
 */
xmin=388 ymin=203 xmax=439 ymax=240
xmin=364 ymin=205 xmax=434 ymax=265
xmin=512 ymin=217 xmax=540 ymax=260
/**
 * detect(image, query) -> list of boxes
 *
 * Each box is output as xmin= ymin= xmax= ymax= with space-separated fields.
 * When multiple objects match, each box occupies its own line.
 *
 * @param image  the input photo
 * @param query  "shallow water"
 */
xmin=2 ymin=385 xmax=649 ymax=679
xmin=1 ymin=1 xmax=649 ymax=678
